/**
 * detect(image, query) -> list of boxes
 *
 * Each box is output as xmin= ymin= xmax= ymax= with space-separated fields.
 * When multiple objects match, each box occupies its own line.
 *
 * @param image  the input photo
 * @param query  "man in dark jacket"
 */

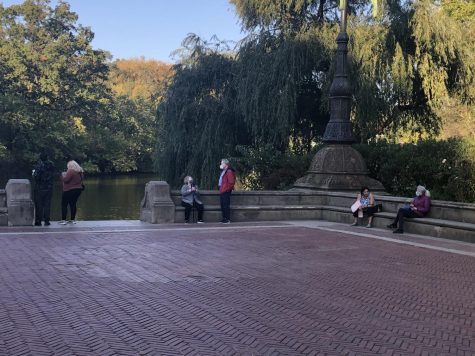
xmin=32 ymin=153 xmax=55 ymax=226
xmin=218 ymin=158 xmax=235 ymax=224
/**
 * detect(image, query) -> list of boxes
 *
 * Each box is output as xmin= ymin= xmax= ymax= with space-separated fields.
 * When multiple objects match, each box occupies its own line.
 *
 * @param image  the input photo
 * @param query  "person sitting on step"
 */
xmin=387 ymin=185 xmax=431 ymax=234
xmin=351 ymin=186 xmax=377 ymax=228
xmin=181 ymin=176 xmax=204 ymax=224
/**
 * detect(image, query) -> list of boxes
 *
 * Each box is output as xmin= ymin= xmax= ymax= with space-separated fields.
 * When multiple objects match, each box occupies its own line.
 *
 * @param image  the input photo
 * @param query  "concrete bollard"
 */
xmin=140 ymin=181 xmax=175 ymax=224
xmin=5 ymin=179 xmax=34 ymax=226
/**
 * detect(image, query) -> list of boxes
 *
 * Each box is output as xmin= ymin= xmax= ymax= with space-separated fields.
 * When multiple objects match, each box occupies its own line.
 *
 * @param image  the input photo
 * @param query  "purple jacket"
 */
xmin=412 ymin=195 xmax=430 ymax=217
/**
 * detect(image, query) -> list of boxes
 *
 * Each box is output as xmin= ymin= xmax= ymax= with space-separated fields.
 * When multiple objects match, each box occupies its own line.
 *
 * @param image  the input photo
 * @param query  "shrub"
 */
xmin=354 ymin=138 xmax=475 ymax=202
xmin=233 ymin=144 xmax=315 ymax=190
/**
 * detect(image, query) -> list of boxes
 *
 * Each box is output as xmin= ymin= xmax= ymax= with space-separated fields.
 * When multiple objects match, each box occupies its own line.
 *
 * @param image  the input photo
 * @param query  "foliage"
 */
xmin=0 ymin=0 xmax=170 ymax=181
xmin=0 ymin=0 xmax=110 ymax=167
xmin=109 ymin=58 xmax=173 ymax=104
xmin=158 ymin=0 xmax=475 ymax=188
xmin=156 ymin=35 xmax=247 ymax=188
xmin=354 ymin=138 xmax=475 ymax=202
xmin=233 ymin=144 xmax=315 ymax=190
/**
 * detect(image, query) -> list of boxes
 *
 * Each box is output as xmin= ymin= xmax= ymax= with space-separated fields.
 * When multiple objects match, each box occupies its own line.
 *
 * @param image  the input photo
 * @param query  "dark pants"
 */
xmin=61 ymin=189 xmax=82 ymax=220
xmin=393 ymin=207 xmax=420 ymax=230
xmin=181 ymin=201 xmax=204 ymax=222
xmin=352 ymin=206 xmax=377 ymax=218
xmin=220 ymin=191 xmax=232 ymax=221
xmin=35 ymin=189 xmax=53 ymax=224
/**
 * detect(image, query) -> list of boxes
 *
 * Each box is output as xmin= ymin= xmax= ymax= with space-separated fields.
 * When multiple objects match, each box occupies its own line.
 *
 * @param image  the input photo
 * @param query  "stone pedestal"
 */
xmin=5 ymin=179 xmax=34 ymax=226
xmin=140 ymin=181 xmax=175 ymax=224
xmin=293 ymin=144 xmax=385 ymax=192
xmin=0 ymin=189 xmax=7 ymax=226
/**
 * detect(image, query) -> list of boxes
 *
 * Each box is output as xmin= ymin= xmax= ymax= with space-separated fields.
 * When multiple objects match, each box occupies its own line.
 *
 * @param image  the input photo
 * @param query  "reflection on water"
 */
xmin=50 ymin=174 xmax=158 ymax=220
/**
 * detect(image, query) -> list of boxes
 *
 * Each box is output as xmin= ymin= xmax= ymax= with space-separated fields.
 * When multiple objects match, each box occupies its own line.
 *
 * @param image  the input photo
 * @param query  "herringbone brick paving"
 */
xmin=0 ymin=224 xmax=474 ymax=355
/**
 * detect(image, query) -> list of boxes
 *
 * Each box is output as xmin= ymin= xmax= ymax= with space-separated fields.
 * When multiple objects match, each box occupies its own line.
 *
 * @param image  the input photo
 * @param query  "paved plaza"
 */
xmin=0 ymin=221 xmax=474 ymax=355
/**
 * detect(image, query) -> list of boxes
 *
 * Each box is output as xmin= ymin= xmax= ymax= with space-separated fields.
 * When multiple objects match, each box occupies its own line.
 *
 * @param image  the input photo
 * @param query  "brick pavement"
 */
xmin=0 ymin=222 xmax=474 ymax=355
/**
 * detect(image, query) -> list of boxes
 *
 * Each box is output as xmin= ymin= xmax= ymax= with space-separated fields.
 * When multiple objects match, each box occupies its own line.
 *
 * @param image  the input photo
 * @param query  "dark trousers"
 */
xmin=35 ymin=189 xmax=53 ymax=223
xmin=181 ymin=201 xmax=204 ymax=221
xmin=61 ymin=189 xmax=82 ymax=220
xmin=393 ymin=207 xmax=420 ymax=230
xmin=352 ymin=206 xmax=377 ymax=218
xmin=220 ymin=191 xmax=232 ymax=221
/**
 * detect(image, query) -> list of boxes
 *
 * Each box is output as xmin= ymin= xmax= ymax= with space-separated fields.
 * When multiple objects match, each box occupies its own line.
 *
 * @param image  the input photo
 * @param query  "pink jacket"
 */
xmin=61 ymin=169 xmax=83 ymax=192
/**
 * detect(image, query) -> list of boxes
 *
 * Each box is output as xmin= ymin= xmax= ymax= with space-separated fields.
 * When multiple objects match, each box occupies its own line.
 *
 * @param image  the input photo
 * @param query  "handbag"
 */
xmin=351 ymin=200 xmax=362 ymax=213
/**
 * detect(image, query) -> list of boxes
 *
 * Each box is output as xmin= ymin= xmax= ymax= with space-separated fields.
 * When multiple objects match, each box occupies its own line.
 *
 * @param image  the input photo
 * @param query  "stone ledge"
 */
xmin=174 ymin=203 xmax=475 ymax=243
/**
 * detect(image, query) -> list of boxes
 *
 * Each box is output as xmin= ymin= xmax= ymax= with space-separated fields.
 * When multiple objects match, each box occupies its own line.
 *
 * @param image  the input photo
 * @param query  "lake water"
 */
xmin=50 ymin=174 xmax=158 ymax=220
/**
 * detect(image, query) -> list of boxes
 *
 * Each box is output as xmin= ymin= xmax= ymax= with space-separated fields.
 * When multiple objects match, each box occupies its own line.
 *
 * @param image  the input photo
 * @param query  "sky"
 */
xmin=1 ymin=0 xmax=246 ymax=63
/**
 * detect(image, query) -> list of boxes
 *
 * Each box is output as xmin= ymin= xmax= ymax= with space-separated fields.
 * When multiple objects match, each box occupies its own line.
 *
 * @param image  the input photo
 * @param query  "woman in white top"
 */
xmin=351 ymin=186 xmax=376 ymax=228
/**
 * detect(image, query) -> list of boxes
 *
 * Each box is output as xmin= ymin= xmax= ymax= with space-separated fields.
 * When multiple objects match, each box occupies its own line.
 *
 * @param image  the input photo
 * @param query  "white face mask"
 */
xmin=416 ymin=191 xmax=421 ymax=196
xmin=219 ymin=164 xmax=225 ymax=170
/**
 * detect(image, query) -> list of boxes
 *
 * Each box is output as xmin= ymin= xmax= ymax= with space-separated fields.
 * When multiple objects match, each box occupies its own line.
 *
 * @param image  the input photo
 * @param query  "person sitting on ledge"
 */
xmin=351 ymin=186 xmax=377 ymax=228
xmin=181 ymin=176 xmax=204 ymax=224
xmin=387 ymin=185 xmax=431 ymax=234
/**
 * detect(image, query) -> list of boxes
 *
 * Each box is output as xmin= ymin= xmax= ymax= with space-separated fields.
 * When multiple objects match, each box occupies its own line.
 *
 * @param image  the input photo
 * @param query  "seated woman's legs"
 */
xmin=181 ymin=201 xmax=192 ymax=222
xmin=193 ymin=201 xmax=204 ymax=221
xmin=366 ymin=206 xmax=377 ymax=227
xmin=388 ymin=207 xmax=419 ymax=232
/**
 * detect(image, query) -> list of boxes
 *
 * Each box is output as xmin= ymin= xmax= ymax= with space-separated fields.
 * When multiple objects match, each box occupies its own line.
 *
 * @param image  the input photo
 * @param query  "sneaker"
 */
xmin=221 ymin=220 xmax=231 ymax=224
xmin=44 ymin=221 xmax=51 ymax=226
xmin=387 ymin=223 xmax=397 ymax=229
xmin=350 ymin=222 xmax=358 ymax=226
xmin=366 ymin=224 xmax=372 ymax=228
xmin=197 ymin=220 xmax=204 ymax=224
xmin=58 ymin=220 xmax=67 ymax=225
xmin=34 ymin=222 xmax=42 ymax=226
xmin=393 ymin=229 xmax=404 ymax=234
xmin=185 ymin=220 xmax=190 ymax=224
xmin=70 ymin=220 xmax=77 ymax=224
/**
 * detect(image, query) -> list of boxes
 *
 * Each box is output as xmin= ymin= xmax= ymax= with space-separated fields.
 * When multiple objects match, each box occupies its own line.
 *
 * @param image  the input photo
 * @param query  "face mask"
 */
xmin=188 ymin=180 xmax=193 ymax=184
xmin=415 ymin=191 xmax=421 ymax=196
xmin=219 ymin=164 xmax=225 ymax=170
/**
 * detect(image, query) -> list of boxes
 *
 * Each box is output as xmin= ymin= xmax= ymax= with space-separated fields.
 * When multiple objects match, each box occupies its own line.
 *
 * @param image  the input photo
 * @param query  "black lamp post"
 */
xmin=293 ymin=1 xmax=384 ymax=192
xmin=322 ymin=1 xmax=354 ymax=144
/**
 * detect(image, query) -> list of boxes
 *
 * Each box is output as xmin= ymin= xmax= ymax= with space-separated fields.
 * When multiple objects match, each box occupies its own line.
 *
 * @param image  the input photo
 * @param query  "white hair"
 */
xmin=67 ymin=160 xmax=83 ymax=173
xmin=184 ymin=176 xmax=193 ymax=184
xmin=417 ymin=185 xmax=430 ymax=197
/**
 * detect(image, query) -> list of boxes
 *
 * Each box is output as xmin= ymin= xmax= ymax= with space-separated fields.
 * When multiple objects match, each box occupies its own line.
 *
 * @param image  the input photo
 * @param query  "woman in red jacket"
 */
xmin=218 ymin=159 xmax=235 ymax=224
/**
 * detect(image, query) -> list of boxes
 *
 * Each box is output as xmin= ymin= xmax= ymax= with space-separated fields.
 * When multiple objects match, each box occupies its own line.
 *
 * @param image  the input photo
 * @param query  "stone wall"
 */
xmin=140 ymin=181 xmax=475 ymax=243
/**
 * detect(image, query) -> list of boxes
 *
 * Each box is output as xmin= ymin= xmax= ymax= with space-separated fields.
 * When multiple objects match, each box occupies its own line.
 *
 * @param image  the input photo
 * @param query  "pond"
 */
xmin=49 ymin=173 xmax=158 ymax=220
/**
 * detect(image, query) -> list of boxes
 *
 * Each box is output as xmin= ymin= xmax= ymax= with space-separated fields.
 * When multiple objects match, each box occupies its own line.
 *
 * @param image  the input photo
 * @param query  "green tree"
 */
xmin=156 ymin=35 xmax=248 ymax=188
xmin=0 ymin=0 xmax=110 ymax=172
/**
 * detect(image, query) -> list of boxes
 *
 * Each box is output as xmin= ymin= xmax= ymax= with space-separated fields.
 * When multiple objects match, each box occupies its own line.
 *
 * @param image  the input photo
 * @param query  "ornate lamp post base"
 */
xmin=293 ymin=145 xmax=385 ymax=192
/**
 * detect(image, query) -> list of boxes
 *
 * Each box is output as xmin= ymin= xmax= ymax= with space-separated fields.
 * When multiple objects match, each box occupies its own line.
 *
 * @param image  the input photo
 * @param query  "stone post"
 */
xmin=140 ymin=181 xmax=175 ymax=223
xmin=0 ymin=189 xmax=7 ymax=226
xmin=5 ymin=179 xmax=35 ymax=226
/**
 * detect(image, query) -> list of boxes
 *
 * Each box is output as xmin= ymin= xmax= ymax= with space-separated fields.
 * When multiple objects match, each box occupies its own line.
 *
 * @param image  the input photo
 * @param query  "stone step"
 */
xmin=175 ymin=204 xmax=475 ymax=243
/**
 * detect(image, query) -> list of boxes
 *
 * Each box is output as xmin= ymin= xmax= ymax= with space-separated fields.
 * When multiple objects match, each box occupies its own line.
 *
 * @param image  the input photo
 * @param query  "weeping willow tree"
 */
xmin=157 ymin=0 xmax=475 ymax=187
xmin=353 ymin=0 xmax=474 ymax=140
xmin=231 ymin=0 xmax=475 ymax=141
xmin=156 ymin=35 xmax=249 ymax=188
